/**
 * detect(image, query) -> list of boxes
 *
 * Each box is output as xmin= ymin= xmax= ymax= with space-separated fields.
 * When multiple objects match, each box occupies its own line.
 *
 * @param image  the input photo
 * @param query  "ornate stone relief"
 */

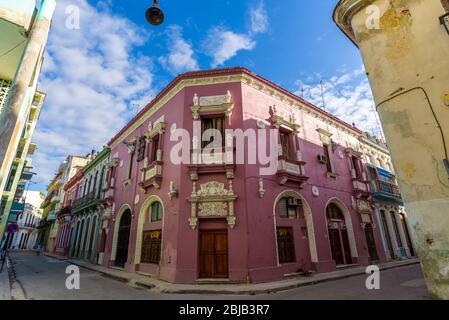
xmin=312 ymin=185 xmax=320 ymax=197
xmin=146 ymin=119 xmax=167 ymax=140
xmin=317 ymin=128 xmax=333 ymax=145
xmin=198 ymin=202 xmax=228 ymax=217
xmin=357 ymin=198 xmax=374 ymax=214
xmin=191 ymin=91 xmax=234 ymax=120
xmin=269 ymin=105 xmax=300 ymax=133
xmin=188 ymin=181 xmax=238 ymax=229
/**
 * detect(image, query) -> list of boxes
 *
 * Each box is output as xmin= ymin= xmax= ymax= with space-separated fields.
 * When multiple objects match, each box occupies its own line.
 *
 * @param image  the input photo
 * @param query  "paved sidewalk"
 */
xmin=0 ymin=257 xmax=11 ymax=300
xmin=43 ymin=253 xmax=420 ymax=295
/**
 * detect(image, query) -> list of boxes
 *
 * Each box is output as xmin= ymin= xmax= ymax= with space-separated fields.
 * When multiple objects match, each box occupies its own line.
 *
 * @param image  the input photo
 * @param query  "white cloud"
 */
xmin=203 ymin=2 xmax=268 ymax=68
xmin=294 ymin=66 xmax=382 ymax=136
xmin=203 ymin=27 xmax=256 ymax=68
xmin=158 ymin=25 xmax=199 ymax=74
xmin=250 ymin=1 xmax=269 ymax=34
xmin=32 ymin=0 xmax=154 ymax=186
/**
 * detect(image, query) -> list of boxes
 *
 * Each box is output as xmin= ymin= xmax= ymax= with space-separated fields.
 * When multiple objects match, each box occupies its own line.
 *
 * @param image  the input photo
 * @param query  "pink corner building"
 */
xmin=98 ymin=67 xmax=386 ymax=284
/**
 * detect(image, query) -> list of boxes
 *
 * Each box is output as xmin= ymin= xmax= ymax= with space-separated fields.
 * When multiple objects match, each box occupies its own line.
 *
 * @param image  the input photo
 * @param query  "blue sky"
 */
xmin=31 ymin=0 xmax=380 ymax=191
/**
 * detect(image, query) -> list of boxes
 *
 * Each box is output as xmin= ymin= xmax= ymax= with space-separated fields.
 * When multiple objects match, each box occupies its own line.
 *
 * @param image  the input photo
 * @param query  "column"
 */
xmin=84 ymin=215 xmax=93 ymax=260
xmin=69 ymin=225 xmax=77 ymax=257
xmin=11 ymin=232 xmax=19 ymax=249
xmin=73 ymin=222 xmax=82 ymax=258
xmin=374 ymin=207 xmax=388 ymax=256
xmin=55 ymin=225 xmax=62 ymax=252
xmin=385 ymin=210 xmax=400 ymax=259
xmin=395 ymin=212 xmax=411 ymax=258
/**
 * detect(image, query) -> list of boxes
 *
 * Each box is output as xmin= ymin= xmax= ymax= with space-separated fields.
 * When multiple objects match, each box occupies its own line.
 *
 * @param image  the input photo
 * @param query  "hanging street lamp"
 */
xmin=146 ymin=0 xmax=165 ymax=26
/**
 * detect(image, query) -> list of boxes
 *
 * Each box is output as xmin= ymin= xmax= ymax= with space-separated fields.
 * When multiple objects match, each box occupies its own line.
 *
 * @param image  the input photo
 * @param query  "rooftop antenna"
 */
xmin=371 ymin=104 xmax=386 ymax=142
xmin=131 ymin=104 xmax=140 ymax=115
xmin=320 ymin=79 xmax=326 ymax=111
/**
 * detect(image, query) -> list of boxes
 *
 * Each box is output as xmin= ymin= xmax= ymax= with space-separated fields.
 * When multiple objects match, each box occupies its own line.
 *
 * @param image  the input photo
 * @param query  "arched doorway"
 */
xmin=134 ymin=196 xmax=164 ymax=265
xmin=273 ymin=190 xmax=318 ymax=264
xmin=75 ymin=219 xmax=84 ymax=258
xmin=88 ymin=215 xmax=98 ymax=262
xmin=326 ymin=203 xmax=352 ymax=265
xmin=115 ymin=209 xmax=132 ymax=267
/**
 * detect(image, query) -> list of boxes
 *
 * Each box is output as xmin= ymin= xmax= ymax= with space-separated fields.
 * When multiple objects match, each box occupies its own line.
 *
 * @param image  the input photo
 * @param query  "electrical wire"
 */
xmin=376 ymin=86 xmax=449 ymax=167
xmin=0 ymin=39 xmax=27 ymax=60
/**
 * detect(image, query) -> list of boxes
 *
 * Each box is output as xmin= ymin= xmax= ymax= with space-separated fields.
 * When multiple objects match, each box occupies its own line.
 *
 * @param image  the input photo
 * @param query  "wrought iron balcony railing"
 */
xmin=72 ymin=191 xmax=100 ymax=213
xmin=370 ymin=179 xmax=401 ymax=197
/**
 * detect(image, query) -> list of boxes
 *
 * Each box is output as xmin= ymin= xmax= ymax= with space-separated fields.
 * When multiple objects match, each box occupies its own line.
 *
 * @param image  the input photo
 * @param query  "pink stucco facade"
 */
xmin=100 ymin=67 xmax=386 ymax=284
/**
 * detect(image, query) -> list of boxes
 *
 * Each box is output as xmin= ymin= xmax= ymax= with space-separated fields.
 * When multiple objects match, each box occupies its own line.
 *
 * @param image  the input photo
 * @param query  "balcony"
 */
xmin=27 ymin=143 xmax=37 ymax=155
xmin=350 ymin=169 xmax=370 ymax=196
xmin=72 ymin=191 xmax=100 ymax=214
xmin=276 ymin=156 xmax=308 ymax=188
xmin=102 ymin=178 xmax=115 ymax=205
xmin=369 ymin=179 xmax=402 ymax=205
xmin=139 ymin=161 xmax=163 ymax=192
xmin=20 ymin=170 xmax=35 ymax=181
xmin=58 ymin=205 xmax=72 ymax=217
xmin=51 ymin=195 xmax=62 ymax=204
xmin=0 ymin=1 xmax=35 ymax=80
xmin=188 ymin=146 xmax=236 ymax=184
xmin=47 ymin=211 xmax=58 ymax=221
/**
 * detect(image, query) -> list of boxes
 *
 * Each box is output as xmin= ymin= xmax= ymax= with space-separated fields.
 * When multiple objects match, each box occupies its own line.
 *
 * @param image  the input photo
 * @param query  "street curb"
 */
xmin=0 ymin=258 xmax=11 ymax=301
xmin=149 ymin=260 xmax=421 ymax=295
xmin=44 ymin=253 xmax=420 ymax=295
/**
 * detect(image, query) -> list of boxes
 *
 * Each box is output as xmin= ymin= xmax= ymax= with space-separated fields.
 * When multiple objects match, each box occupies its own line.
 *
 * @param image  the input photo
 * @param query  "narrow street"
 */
xmin=8 ymin=251 xmax=430 ymax=300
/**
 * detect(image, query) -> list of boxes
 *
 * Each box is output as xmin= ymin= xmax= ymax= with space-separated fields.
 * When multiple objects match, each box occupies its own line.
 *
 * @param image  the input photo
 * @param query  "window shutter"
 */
xmin=277 ymin=198 xmax=288 ymax=218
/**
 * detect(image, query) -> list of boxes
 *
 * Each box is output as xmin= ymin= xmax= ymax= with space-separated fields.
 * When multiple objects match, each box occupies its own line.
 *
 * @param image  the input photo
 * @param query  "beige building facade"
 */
xmin=334 ymin=0 xmax=449 ymax=299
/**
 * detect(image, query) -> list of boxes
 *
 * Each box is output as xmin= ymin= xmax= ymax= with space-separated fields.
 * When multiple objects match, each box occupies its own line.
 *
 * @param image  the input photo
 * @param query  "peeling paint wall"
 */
xmin=346 ymin=0 xmax=449 ymax=299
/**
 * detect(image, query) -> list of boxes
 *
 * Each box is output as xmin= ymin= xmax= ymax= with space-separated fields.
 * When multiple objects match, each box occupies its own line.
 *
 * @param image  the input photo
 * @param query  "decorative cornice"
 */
xmin=359 ymin=136 xmax=390 ymax=155
xmin=108 ymin=67 xmax=363 ymax=150
xmin=316 ymin=128 xmax=333 ymax=137
xmin=63 ymin=170 xmax=83 ymax=192
xmin=82 ymin=147 xmax=110 ymax=174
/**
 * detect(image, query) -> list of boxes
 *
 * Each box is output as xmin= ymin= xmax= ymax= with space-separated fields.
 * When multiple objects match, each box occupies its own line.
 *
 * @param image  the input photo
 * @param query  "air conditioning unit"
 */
xmin=288 ymin=197 xmax=300 ymax=206
xmin=317 ymin=155 xmax=327 ymax=163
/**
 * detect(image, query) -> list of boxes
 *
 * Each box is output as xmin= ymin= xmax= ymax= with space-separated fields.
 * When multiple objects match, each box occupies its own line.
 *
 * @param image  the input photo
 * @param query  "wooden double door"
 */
xmin=199 ymin=230 xmax=229 ymax=279
xmin=364 ymin=224 xmax=379 ymax=263
xmin=328 ymin=221 xmax=352 ymax=265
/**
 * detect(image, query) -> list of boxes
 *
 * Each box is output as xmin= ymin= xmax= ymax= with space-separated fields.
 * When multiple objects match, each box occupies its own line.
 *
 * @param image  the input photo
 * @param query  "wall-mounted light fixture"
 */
xmin=440 ymin=12 xmax=449 ymax=35
xmin=168 ymin=181 xmax=178 ymax=200
xmin=122 ymin=141 xmax=136 ymax=153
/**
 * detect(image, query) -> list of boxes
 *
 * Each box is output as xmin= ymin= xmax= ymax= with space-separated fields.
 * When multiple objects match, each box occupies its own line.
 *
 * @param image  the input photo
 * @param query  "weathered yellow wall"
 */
xmin=346 ymin=0 xmax=449 ymax=299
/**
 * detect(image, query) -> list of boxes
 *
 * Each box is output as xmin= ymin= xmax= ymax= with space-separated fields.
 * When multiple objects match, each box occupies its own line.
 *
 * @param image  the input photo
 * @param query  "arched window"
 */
xmin=93 ymin=171 xmax=98 ymax=194
xmin=326 ymin=203 xmax=344 ymax=220
xmin=276 ymin=197 xmax=301 ymax=218
xmin=150 ymin=201 xmax=163 ymax=222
